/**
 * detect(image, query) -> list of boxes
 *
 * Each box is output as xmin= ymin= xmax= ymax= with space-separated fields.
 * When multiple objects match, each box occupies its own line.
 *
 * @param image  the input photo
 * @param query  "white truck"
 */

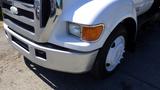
xmin=1 ymin=0 xmax=160 ymax=78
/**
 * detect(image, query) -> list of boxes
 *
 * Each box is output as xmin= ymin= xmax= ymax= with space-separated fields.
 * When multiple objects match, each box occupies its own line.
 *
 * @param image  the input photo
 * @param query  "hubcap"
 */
xmin=105 ymin=36 xmax=125 ymax=72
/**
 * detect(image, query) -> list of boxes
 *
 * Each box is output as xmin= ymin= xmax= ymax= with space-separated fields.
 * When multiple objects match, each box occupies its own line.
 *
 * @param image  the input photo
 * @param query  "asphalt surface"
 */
xmin=23 ymin=22 xmax=160 ymax=90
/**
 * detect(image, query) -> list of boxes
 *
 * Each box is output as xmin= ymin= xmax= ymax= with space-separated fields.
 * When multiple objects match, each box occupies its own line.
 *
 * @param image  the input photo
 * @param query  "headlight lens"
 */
xmin=68 ymin=22 xmax=104 ymax=42
xmin=68 ymin=23 xmax=81 ymax=37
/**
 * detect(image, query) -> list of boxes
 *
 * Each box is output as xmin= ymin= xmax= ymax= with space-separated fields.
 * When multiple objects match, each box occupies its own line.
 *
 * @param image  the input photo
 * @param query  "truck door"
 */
xmin=133 ymin=0 xmax=154 ymax=15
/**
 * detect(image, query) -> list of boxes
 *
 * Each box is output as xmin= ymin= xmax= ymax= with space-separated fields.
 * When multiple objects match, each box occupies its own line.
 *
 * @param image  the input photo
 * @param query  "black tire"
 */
xmin=91 ymin=25 xmax=128 ymax=79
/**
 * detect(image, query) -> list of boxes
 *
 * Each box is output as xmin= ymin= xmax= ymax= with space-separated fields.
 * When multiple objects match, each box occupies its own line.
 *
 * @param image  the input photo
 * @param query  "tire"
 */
xmin=91 ymin=25 xmax=128 ymax=79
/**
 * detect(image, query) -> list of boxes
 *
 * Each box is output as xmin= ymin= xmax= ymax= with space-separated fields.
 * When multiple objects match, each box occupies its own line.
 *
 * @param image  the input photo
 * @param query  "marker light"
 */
xmin=82 ymin=24 xmax=104 ymax=41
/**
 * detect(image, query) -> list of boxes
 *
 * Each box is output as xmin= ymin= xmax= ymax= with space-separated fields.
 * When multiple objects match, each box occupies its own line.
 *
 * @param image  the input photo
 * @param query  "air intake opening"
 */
xmin=11 ymin=36 xmax=29 ymax=51
xmin=35 ymin=49 xmax=47 ymax=60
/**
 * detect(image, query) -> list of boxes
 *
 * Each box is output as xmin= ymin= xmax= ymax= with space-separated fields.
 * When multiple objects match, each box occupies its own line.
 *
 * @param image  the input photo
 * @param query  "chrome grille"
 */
xmin=2 ymin=0 xmax=41 ymax=41
xmin=2 ymin=0 xmax=62 ymax=42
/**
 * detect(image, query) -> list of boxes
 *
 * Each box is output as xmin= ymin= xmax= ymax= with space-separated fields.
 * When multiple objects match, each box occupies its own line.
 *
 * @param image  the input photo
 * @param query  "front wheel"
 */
xmin=91 ymin=26 xmax=128 ymax=79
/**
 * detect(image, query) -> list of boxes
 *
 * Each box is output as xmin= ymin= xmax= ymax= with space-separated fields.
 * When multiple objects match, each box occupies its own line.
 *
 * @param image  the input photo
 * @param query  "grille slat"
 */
xmin=14 ymin=1 xmax=34 ymax=12
xmin=3 ymin=9 xmax=34 ymax=26
xmin=2 ymin=2 xmax=34 ymax=20
xmin=4 ymin=14 xmax=35 ymax=33
xmin=16 ymin=0 xmax=34 ymax=4
xmin=5 ymin=19 xmax=36 ymax=40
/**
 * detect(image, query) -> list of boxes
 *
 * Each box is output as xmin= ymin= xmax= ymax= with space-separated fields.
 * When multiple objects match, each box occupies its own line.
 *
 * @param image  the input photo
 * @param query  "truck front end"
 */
xmin=2 ymin=0 xmax=102 ymax=73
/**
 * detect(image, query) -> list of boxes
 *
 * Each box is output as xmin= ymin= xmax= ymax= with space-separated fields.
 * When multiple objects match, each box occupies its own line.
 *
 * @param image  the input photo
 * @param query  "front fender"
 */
xmin=49 ymin=0 xmax=137 ymax=52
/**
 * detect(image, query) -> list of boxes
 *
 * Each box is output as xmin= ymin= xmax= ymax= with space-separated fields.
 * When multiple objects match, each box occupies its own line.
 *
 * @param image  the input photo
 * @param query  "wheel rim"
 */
xmin=105 ymin=36 xmax=125 ymax=72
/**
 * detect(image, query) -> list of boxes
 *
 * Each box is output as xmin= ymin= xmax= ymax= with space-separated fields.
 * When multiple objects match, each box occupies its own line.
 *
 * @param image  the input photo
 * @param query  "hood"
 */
xmin=62 ymin=0 xmax=116 ymax=25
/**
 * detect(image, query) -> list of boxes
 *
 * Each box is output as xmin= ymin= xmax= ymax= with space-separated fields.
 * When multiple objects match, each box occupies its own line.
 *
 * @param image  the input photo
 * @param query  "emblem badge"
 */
xmin=10 ymin=6 xmax=18 ymax=15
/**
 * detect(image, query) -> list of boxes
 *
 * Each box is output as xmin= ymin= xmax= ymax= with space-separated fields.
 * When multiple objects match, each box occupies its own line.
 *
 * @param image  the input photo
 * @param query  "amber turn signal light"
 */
xmin=81 ymin=24 xmax=104 ymax=41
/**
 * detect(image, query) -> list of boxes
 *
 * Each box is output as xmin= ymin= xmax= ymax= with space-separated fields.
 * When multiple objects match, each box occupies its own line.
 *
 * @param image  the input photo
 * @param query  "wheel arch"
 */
xmin=103 ymin=17 xmax=137 ymax=52
xmin=121 ymin=17 xmax=137 ymax=51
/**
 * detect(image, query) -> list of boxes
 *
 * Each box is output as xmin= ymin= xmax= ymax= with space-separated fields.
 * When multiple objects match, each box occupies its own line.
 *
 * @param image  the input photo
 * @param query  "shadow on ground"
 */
xmin=25 ymin=22 xmax=160 ymax=90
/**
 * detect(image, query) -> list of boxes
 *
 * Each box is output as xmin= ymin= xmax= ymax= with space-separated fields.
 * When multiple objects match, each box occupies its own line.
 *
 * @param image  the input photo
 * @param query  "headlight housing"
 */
xmin=68 ymin=22 xmax=104 ymax=42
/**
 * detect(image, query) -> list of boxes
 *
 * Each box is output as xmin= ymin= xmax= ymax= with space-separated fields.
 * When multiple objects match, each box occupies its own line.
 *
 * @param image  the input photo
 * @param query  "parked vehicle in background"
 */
xmin=1 ymin=0 xmax=160 ymax=78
